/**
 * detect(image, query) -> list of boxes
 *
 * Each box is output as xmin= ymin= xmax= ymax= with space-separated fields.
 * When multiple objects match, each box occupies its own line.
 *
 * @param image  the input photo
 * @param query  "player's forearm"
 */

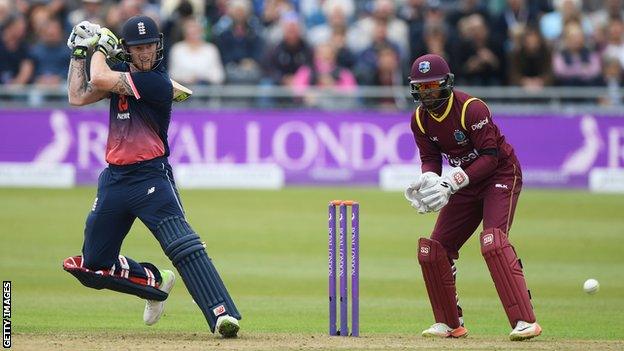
xmin=90 ymin=51 xmax=136 ymax=96
xmin=90 ymin=51 xmax=112 ymax=84
xmin=464 ymin=155 xmax=498 ymax=183
xmin=67 ymin=57 xmax=95 ymax=105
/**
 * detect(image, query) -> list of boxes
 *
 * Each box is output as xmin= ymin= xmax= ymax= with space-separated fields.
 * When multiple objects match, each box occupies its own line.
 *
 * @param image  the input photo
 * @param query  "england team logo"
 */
xmin=418 ymin=61 xmax=431 ymax=73
xmin=138 ymin=22 xmax=146 ymax=35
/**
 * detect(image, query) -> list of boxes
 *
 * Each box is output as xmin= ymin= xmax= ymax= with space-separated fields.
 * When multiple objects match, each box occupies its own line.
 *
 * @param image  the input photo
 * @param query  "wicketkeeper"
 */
xmin=404 ymin=54 xmax=541 ymax=341
xmin=61 ymin=16 xmax=240 ymax=337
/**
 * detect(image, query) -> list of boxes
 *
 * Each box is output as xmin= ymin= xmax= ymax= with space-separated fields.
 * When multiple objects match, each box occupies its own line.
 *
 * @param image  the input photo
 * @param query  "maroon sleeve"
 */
xmin=463 ymin=99 xmax=499 ymax=183
xmin=411 ymin=115 xmax=442 ymax=175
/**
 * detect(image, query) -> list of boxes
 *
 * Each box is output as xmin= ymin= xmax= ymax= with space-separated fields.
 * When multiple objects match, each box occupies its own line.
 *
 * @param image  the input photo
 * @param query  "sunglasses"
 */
xmin=412 ymin=80 xmax=443 ymax=92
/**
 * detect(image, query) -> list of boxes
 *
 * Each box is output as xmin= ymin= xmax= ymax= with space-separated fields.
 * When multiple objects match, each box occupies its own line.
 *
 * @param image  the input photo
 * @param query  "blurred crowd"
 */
xmin=1 ymin=0 xmax=623 ymax=106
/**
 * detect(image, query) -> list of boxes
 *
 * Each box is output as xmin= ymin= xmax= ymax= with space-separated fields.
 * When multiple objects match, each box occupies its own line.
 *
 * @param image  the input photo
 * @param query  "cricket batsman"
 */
xmin=61 ymin=16 xmax=240 ymax=337
xmin=404 ymin=54 xmax=542 ymax=341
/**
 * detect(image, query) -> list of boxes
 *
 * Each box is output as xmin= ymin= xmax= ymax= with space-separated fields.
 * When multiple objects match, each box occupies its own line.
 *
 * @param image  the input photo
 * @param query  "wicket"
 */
xmin=328 ymin=200 xmax=359 ymax=337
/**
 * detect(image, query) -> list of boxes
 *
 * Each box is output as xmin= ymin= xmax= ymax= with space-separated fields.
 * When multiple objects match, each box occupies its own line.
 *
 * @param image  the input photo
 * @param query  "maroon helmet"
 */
xmin=408 ymin=54 xmax=454 ymax=110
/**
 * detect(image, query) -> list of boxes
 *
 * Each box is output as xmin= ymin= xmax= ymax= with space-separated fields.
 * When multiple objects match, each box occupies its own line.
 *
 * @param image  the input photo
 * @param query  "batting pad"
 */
xmin=156 ymin=216 xmax=241 ymax=332
xmin=417 ymin=238 xmax=461 ymax=328
xmin=480 ymin=228 xmax=536 ymax=327
xmin=63 ymin=256 xmax=168 ymax=301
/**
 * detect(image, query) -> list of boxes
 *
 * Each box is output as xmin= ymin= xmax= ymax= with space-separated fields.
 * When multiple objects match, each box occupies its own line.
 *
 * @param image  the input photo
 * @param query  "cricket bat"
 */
xmin=170 ymin=79 xmax=193 ymax=102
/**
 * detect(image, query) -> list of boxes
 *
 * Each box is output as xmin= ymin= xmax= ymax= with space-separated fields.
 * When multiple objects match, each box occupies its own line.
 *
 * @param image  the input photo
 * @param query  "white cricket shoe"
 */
xmin=144 ymin=270 xmax=176 ymax=326
xmin=509 ymin=320 xmax=542 ymax=341
xmin=216 ymin=314 xmax=240 ymax=338
xmin=422 ymin=322 xmax=468 ymax=338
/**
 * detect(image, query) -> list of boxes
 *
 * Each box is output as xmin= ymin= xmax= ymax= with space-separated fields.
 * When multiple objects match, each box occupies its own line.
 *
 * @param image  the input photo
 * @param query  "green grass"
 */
xmin=1 ymin=187 xmax=624 ymax=340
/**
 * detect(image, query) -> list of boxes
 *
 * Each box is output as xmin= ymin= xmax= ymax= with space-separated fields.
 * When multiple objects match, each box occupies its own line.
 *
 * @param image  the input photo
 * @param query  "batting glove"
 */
xmin=68 ymin=21 xmax=102 ymax=58
xmin=420 ymin=167 xmax=469 ymax=212
xmin=96 ymin=28 xmax=120 ymax=57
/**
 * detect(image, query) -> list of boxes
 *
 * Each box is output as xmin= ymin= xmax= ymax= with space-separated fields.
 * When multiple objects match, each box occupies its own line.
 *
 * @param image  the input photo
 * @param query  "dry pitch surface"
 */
xmin=12 ymin=332 xmax=624 ymax=351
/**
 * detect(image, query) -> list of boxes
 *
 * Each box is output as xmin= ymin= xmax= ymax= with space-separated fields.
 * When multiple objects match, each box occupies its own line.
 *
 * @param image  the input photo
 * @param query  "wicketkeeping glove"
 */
xmin=96 ymin=28 xmax=120 ymax=57
xmin=404 ymin=172 xmax=439 ymax=214
xmin=420 ymin=167 xmax=469 ymax=212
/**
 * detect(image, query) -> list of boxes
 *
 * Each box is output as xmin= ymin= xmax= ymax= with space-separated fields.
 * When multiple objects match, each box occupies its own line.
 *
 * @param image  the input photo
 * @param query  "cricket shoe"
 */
xmin=216 ymin=314 xmax=240 ymax=338
xmin=509 ymin=321 xmax=542 ymax=341
xmin=421 ymin=323 xmax=468 ymax=338
xmin=144 ymin=270 xmax=176 ymax=326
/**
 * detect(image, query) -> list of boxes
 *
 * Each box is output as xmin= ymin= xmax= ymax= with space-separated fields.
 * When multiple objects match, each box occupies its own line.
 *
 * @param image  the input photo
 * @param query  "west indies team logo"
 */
xmin=454 ymin=129 xmax=466 ymax=143
xmin=418 ymin=61 xmax=431 ymax=73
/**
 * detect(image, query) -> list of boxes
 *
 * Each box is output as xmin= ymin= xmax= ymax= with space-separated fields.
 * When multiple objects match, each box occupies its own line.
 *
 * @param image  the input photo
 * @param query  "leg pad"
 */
xmin=63 ymin=256 xmax=167 ymax=301
xmin=418 ymin=238 xmax=461 ymax=329
xmin=480 ymin=228 xmax=536 ymax=327
xmin=156 ymin=216 xmax=241 ymax=332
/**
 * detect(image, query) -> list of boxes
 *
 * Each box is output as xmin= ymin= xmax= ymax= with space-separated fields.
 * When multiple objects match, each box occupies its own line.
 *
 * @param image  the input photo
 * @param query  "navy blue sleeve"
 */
xmin=128 ymin=71 xmax=173 ymax=103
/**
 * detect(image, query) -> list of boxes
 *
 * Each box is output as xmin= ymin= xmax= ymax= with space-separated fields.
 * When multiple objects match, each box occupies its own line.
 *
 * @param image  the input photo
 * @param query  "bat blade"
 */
xmin=170 ymin=79 xmax=193 ymax=102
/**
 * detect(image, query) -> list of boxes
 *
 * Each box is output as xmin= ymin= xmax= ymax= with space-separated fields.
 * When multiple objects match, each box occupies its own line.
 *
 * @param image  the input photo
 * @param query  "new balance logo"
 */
xmin=147 ymin=187 xmax=155 ymax=195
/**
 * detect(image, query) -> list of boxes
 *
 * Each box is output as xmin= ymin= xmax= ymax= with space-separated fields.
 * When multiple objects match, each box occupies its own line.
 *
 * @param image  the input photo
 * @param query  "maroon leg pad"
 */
xmin=480 ymin=228 xmax=536 ymax=327
xmin=418 ymin=238 xmax=461 ymax=329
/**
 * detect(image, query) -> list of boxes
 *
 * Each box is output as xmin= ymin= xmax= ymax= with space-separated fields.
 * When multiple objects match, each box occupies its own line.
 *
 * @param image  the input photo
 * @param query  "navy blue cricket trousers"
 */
xmin=82 ymin=157 xmax=184 ymax=278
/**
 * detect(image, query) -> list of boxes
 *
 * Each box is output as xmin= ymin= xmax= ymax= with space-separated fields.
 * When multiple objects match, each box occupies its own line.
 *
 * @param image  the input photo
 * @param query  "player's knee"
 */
xmin=417 ymin=237 xmax=448 ymax=264
xmin=480 ymin=228 xmax=510 ymax=254
xmin=156 ymin=216 xmax=204 ymax=265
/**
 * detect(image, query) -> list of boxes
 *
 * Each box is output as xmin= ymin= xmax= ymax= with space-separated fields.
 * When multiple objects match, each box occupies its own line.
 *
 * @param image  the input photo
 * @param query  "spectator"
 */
xmin=347 ymin=0 xmax=409 ymax=59
xmin=0 ymin=0 xmax=10 ymax=23
xmin=508 ymin=26 xmax=553 ymax=89
xmin=30 ymin=17 xmax=69 ymax=86
xmin=540 ymin=0 xmax=593 ymax=42
xmin=68 ymin=0 xmax=108 ymax=27
xmin=353 ymin=18 xmax=401 ymax=85
xmin=590 ymin=0 xmax=624 ymax=30
xmin=307 ymin=0 xmax=350 ymax=47
xmin=261 ymin=0 xmax=295 ymax=46
xmin=598 ymin=56 xmax=622 ymax=105
xmin=291 ymin=42 xmax=357 ymax=107
xmin=105 ymin=0 xmax=159 ymax=34
xmin=205 ymin=0 xmax=229 ymax=27
xmin=0 ymin=13 xmax=33 ymax=85
xmin=299 ymin=0 xmax=354 ymax=30
xmin=445 ymin=0 xmax=490 ymax=41
xmin=213 ymin=0 xmax=264 ymax=84
xmin=492 ymin=0 xmax=540 ymax=52
xmin=161 ymin=0 xmax=204 ymax=20
xmin=370 ymin=45 xmax=403 ymax=108
xmin=552 ymin=22 xmax=602 ymax=86
xmin=264 ymin=15 xmax=312 ymax=86
xmin=328 ymin=27 xmax=355 ymax=69
xmin=452 ymin=13 xmax=505 ymax=85
xmin=403 ymin=0 xmax=441 ymax=58
xmin=169 ymin=18 xmax=225 ymax=85
xmin=409 ymin=0 xmax=448 ymax=61
xmin=411 ymin=22 xmax=452 ymax=62
xmin=162 ymin=0 xmax=196 ymax=57
xmin=602 ymin=19 xmax=624 ymax=69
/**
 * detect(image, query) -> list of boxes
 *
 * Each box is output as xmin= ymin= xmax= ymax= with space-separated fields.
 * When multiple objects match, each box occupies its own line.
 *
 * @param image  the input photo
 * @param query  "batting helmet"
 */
xmin=120 ymin=15 xmax=164 ymax=69
xmin=408 ymin=54 xmax=454 ymax=110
